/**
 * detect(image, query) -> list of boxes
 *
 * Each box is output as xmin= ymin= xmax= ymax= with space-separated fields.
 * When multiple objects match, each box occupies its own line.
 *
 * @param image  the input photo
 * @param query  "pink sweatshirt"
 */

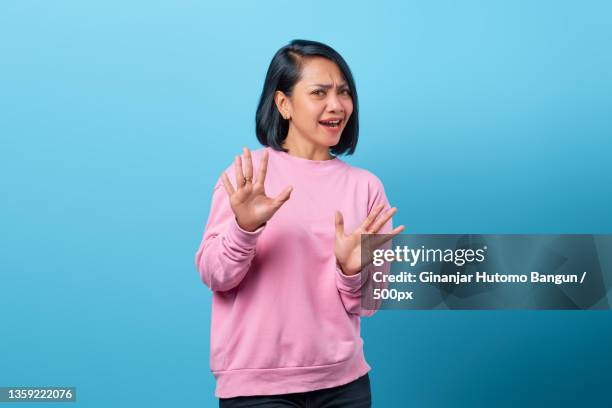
xmin=194 ymin=146 xmax=392 ymax=398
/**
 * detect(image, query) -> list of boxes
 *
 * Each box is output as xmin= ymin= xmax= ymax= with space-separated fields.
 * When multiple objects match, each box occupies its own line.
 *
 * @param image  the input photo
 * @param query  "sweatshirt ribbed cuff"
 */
xmin=335 ymin=264 xmax=366 ymax=293
xmin=226 ymin=217 xmax=266 ymax=249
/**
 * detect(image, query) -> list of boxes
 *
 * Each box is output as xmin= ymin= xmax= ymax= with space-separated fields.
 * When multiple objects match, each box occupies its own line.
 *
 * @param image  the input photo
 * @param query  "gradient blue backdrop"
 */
xmin=1 ymin=1 xmax=611 ymax=407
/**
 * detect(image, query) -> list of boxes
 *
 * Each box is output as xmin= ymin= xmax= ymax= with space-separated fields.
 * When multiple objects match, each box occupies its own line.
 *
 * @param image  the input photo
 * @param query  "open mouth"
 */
xmin=319 ymin=119 xmax=342 ymax=128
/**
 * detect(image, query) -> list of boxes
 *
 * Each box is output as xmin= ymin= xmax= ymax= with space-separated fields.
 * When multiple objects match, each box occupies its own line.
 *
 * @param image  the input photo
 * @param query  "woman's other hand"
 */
xmin=221 ymin=147 xmax=293 ymax=232
xmin=334 ymin=204 xmax=405 ymax=276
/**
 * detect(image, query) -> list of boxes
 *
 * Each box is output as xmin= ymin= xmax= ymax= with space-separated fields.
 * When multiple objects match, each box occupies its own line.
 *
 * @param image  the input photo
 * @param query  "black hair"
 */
xmin=255 ymin=39 xmax=359 ymax=156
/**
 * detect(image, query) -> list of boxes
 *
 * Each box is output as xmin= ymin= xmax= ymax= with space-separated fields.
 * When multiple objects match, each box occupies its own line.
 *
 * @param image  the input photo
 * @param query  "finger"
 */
xmin=255 ymin=149 xmax=268 ymax=187
xmin=371 ymin=225 xmax=405 ymax=249
xmin=390 ymin=225 xmax=406 ymax=235
xmin=368 ymin=207 xmax=397 ymax=233
xmin=335 ymin=211 xmax=345 ymax=238
xmin=271 ymin=186 xmax=293 ymax=209
xmin=359 ymin=203 xmax=385 ymax=232
xmin=221 ymin=172 xmax=235 ymax=196
xmin=234 ymin=155 xmax=245 ymax=188
xmin=243 ymin=146 xmax=253 ymax=182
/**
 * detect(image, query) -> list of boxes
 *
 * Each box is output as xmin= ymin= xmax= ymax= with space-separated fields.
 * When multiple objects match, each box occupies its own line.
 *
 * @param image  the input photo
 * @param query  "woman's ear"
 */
xmin=274 ymin=90 xmax=291 ymax=120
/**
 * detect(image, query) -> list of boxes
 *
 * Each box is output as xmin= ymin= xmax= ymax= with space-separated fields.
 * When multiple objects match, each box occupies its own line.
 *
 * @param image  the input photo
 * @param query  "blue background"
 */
xmin=1 ymin=1 xmax=611 ymax=406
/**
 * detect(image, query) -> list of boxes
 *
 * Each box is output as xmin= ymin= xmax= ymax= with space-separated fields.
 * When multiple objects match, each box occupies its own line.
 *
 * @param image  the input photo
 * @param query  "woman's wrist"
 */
xmin=235 ymin=217 xmax=266 ymax=233
xmin=336 ymin=260 xmax=359 ymax=276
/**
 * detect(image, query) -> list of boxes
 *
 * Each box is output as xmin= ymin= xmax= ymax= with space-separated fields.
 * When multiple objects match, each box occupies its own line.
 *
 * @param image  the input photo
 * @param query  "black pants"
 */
xmin=219 ymin=373 xmax=371 ymax=408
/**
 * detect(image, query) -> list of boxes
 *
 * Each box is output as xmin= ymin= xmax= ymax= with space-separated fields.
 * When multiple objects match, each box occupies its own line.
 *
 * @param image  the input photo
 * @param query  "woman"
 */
xmin=195 ymin=39 xmax=405 ymax=407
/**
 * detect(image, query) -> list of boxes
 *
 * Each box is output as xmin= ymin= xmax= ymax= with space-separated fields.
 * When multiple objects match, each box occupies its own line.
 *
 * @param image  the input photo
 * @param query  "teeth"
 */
xmin=321 ymin=120 xmax=341 ymax=127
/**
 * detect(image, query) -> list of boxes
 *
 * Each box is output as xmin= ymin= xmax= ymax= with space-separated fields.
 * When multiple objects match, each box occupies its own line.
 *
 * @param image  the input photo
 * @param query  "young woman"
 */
xmin=195 ymin=39 xmax=405 ymax=407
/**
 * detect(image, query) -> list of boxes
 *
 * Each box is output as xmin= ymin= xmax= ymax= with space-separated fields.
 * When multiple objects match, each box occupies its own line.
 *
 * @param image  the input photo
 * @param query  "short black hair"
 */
xmin=255 ymin=39 xmax=359 ymax=156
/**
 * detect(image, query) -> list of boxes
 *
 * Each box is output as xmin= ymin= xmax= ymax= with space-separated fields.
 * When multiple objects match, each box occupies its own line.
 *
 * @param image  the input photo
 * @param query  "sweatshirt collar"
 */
xmin=267 ymin=147 xmax=344 ymax=170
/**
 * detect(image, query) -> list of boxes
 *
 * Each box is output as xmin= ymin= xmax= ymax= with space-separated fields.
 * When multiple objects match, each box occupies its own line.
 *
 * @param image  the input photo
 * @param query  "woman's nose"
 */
xmin=327 ymin=93 xmax=344 ymax=112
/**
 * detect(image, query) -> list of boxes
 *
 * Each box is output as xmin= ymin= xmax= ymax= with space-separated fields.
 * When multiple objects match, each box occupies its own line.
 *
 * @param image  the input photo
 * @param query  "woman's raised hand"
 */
xmin=221 ymin=147 xmax=293 ymax=232
xmin=335 ymin=204 xmax=405 ymax=276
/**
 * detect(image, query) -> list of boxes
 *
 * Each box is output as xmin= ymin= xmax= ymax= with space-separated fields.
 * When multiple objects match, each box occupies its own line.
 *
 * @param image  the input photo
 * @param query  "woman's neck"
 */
xmin=282 ymin=132 xmax=333 ymax=161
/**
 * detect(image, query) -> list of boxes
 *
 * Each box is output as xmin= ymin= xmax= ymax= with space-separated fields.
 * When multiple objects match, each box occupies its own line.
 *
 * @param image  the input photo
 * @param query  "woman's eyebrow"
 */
xmin=310 ymin=82 xmax=349 ymax=89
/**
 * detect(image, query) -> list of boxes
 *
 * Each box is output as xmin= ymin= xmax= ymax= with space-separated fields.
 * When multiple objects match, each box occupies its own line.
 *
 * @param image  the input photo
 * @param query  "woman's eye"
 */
xmin=311 ymin=89 xmax=350 ymax=96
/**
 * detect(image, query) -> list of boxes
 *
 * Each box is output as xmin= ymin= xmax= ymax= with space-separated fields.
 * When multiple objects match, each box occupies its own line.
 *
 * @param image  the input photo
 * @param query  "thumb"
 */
xmin=335 ymin=210 xmax=345 ymax=238
xmin=272 ymin=186 xmax=293 ymax=210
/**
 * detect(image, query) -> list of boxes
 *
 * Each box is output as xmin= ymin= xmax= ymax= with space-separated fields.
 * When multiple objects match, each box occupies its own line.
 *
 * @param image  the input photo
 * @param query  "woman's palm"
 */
xmin=222 ymin=147 xmax=292 ymax=232
xmin=335 ymin=204 xmax=405 ymax=276
xmin=335 ymin=231 xmax=364 ymax=276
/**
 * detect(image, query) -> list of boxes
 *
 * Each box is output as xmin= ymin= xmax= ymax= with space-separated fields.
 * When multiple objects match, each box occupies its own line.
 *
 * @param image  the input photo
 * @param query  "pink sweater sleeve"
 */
xmin=194 ymin=177 xmax=265 ymax=292
xmin=335 ymin=175 xmax=393 ymax=317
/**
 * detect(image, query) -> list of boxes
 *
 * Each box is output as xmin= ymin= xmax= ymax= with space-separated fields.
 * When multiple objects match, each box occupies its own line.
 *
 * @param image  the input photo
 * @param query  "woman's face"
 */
xmin=277 ymin=57 xmax=354 ymax=150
